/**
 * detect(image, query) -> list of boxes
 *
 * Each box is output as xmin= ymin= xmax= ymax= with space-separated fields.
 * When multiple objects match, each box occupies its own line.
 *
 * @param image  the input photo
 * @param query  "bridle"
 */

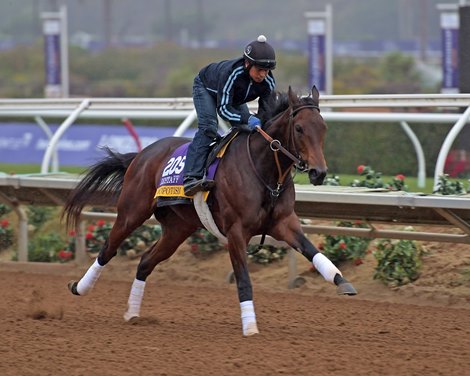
xmin=261 ymin=104 xmax=320 ymax=170
xmin=247 ymin=103 xmax=321 ymax=197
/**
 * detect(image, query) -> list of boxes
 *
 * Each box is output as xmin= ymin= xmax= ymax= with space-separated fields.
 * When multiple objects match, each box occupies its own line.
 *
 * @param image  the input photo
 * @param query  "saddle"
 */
xmin=205 ymin=127 xmax=240 ymax=169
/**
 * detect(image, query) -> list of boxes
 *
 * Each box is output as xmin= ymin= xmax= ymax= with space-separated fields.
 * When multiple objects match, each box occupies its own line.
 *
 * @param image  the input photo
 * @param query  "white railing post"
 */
xmin=75 ymin=220 xmax=87 ymax=265
xmin=0 ymin=192 xmax=28 ymax=261
xmin=433 ymin=105 xmax=470 ymax=190
xmin=174 ymin=109 xmax=197 ymax=136
xmin=40 ymin=99 xmax=90 ymax=174
xmin=35 ymin=116 xmax=60 ymax=173
xmin=400 ymin=121 xmax=426 ymax=188
xmin=16 ymin=207 xmax=29 ymax=262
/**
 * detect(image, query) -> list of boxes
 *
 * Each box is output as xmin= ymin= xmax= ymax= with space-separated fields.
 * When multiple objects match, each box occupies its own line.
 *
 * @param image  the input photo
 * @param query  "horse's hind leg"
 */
xmin=124 ymin=212 xmax=198 ymax=321
xmin=69 ymin=198 xmax=153 ymax=296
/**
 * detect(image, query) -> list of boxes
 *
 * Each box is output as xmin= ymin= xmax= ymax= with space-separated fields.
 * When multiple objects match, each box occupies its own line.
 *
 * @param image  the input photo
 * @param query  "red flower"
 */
xmin=87 ymin=224 xmax=95 ymax=232
xmin=85 ymin=232 xmax=94 ymax=240
xmin=96 ymin=219 xmax=106 ymax=227
xmin=357 ymin=165 xmax=365 ymax=174
xmin=395 ymin=174 xmax=405 ymax=181
xmin=318 ymin=242 xmax=324 ymax=250
xmin=58 ymin=249 xmax=73 ymax=261
xmin=0 ymin=219 xmax=9 ymax=228
xmin=68 ymin=230 xmax=76 ymax=237
xmin=191 ymin=244 xmax=199 ymax=252
xmin=354 ymin=258 xmax=363 ymax=266
xmin=339 ymin=242 xmax=347 ymax=250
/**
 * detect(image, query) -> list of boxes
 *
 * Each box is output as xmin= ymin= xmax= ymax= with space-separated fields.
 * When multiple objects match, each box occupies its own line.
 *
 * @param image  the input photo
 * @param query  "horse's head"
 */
xmin=287 ymin=85 xmax=327 ymax=186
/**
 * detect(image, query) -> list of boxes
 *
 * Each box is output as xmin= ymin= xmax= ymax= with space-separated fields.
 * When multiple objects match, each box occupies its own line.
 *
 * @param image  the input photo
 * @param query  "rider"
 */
xmin=183 ymin=35 xmax=276 ymax=196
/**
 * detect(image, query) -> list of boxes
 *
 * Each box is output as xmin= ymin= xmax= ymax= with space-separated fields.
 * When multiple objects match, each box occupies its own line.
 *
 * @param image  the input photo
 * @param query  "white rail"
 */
xmin=0 ymin=94 xmax=469 ymax=189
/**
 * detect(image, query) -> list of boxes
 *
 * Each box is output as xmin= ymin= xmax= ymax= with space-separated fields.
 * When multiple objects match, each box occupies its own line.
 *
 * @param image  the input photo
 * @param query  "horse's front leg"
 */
xmin=227 ymin=230 xmax=259 ymax=337
xmin=271 ymin=214 xmax=357 ymax=295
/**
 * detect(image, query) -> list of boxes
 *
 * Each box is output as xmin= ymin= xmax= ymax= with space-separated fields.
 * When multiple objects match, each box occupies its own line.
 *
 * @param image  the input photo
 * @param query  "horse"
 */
xmin=63 ymin=85 xmax=357 ymax=337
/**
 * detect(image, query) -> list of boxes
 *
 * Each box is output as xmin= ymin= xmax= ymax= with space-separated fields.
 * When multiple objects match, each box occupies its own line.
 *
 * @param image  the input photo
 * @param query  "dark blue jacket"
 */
xmin=198 ymin=57 xmax=276 ymax=126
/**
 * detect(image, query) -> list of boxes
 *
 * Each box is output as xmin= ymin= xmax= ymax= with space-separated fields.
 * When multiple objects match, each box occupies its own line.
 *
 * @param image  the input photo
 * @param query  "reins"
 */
xmin=246 ymin=129 xmax=293 ymax=199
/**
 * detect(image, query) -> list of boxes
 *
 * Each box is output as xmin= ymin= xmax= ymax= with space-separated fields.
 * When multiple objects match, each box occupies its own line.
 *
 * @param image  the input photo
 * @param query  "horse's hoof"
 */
xmin=68 ymin=281 xmax=80 ymax=296
xmin=243 ymin=323 xmax=259 ymax=337
xmin=225 ymin=271 xmax=235 ymax=284
xmin=288 ymin=276 xmax=306 ymax=289
xmin=336 ymin=282 xmax=357 ymax=295
xmin=123 ymin=312 xmax=139 ymax=322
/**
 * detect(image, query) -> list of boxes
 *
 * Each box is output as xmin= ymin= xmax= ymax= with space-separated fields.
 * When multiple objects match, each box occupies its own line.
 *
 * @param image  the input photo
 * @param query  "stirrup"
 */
xmin=184 ymin=178 xmax=215 ymax=196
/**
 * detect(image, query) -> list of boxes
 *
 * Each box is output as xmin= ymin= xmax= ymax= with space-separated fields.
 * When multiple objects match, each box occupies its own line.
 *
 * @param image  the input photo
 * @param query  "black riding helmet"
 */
xmin=243 ymin=35 xmax=276 ymax=70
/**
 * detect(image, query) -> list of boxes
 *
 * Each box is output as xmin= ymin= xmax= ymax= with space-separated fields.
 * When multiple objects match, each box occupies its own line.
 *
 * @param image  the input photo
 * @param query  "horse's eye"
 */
xmin=295 ymin=124 xmax=303 ymax=134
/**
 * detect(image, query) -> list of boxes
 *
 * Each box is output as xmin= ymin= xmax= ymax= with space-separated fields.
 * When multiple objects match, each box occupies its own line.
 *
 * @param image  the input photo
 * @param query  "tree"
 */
xmin=375 ymin=52 xmax=423 ymax=93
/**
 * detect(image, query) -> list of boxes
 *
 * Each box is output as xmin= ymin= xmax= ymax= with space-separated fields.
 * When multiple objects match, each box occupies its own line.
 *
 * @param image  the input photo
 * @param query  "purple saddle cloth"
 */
xmin=154 ymin=143 xmax=220 ymax=207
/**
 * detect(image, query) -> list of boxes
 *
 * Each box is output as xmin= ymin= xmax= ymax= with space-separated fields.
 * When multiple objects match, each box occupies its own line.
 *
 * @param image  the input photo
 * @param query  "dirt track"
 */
xmin=1 ymin=260 xmax=470 ymax=376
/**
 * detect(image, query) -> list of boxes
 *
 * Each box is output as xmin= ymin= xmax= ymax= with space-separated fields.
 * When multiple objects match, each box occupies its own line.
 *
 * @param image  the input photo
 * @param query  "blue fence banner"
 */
xmin=440 ymin=11 xmax=460 ymax=93
xmin=307 ymin=19 xmax=326 ymax=93
xmin=43 ymin=18 xmax=62 ymax=96
xmin=0 ymin=123 xmax=196 ymax=167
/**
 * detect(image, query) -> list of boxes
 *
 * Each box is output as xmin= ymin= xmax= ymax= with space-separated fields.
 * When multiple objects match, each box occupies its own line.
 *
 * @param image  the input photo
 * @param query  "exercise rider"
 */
xmin=182 ymin=35 xmax=276 ymax=196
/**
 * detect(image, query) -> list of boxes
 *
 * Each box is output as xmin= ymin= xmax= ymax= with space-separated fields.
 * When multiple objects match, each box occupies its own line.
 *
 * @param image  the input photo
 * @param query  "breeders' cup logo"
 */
xmin=245 ymin=45 xmax=252 ymax=55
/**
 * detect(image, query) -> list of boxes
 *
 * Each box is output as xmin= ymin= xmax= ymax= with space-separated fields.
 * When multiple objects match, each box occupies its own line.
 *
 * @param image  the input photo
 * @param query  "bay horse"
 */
xmin=63 ymin=86 xmax=357 ymax=337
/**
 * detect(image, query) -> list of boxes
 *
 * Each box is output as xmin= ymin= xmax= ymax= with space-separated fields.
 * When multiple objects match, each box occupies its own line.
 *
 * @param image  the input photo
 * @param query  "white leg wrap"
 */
xmin=76 ymin=258 xmax=104 ymax=295
xmin=240 ymin=300 xmax=259 ymax=336
xmin=312 ymin=253 xmax=342 ymax=284
xmin=123 ymin=278 xmax=146 ymax=322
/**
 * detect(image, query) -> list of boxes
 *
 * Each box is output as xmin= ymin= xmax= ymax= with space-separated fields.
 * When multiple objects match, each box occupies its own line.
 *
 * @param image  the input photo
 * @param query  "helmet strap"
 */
xmin=244 ymin=59 xmax=253 ymax=73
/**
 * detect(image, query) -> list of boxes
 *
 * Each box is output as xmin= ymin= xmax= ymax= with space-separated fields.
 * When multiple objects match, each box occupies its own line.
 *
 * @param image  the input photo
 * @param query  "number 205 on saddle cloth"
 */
xmin=154 ymin=139 xmax=232 ymax=207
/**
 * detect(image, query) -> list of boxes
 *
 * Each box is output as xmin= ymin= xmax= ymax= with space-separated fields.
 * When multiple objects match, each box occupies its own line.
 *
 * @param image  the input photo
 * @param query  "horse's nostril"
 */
xmin=308 ymin=169 xmax=318 ymax=180
xmin=309 ymin=169 xmax=327 ymax=185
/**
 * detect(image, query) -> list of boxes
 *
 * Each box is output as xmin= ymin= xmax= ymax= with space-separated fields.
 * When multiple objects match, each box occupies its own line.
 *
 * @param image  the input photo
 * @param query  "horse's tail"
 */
xmin=62 ymin=147 xmax=138 ymax=230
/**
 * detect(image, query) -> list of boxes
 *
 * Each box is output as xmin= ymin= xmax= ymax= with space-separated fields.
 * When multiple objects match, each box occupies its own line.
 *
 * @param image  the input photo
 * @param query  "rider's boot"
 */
xmin=183 ymin=176 xmax=215 ymax=196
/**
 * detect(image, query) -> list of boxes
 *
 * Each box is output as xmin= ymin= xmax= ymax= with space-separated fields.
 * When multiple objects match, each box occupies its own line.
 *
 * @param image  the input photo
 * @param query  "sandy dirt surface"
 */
xmin=1 ymin=235 xmax=470 ymax=376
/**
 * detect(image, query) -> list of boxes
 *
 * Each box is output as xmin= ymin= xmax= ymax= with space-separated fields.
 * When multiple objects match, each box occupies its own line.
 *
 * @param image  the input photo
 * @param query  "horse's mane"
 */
xmin=258 ymin=90 xmax=317 ymax=126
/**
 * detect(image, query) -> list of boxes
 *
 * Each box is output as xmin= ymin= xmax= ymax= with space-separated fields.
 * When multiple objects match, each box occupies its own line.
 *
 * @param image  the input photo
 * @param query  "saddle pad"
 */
xmin=154 ymin=142 xmax=220 ymax=206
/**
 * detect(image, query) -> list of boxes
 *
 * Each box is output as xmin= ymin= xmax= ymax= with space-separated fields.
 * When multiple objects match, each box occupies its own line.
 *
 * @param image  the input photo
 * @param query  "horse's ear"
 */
xmin=311 ymin=85 xmax=320 ymax=105
xmin=288 ymin=86 xmax=298 ymax=106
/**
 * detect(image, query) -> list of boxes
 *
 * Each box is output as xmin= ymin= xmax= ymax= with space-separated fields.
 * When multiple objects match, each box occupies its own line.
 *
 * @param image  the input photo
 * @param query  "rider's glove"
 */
xmin=247 ymin=115 xmax=261 ymax=131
